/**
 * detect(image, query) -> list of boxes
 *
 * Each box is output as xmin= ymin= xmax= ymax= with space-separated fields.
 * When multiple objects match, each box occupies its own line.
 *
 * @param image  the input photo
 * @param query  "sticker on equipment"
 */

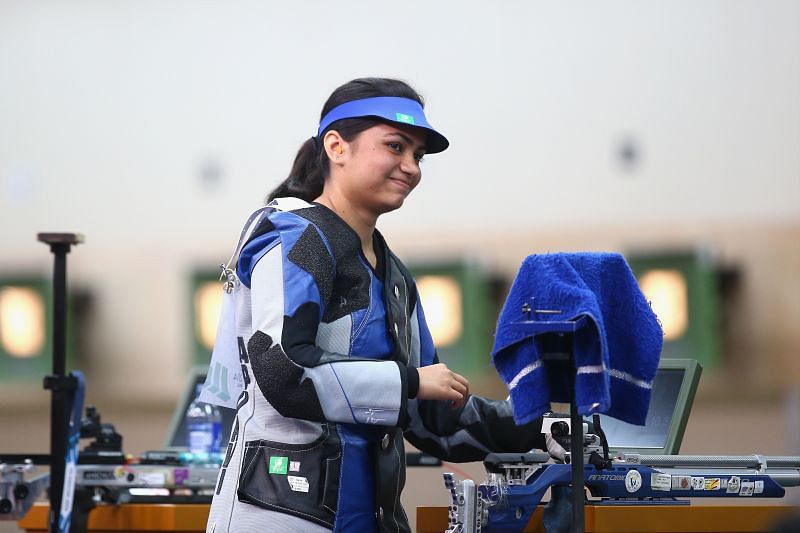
xmin=625 ymin=470 xmax=643 ymax=493
xmin=672 ymin=476 xmax=691 ymax=490
xmin=704 ymin=478 xmax=720 ymax=491
xmin=691 ymin=477 xmax=705 ymax=490
xmin=727 ymin=476 xmax=741 ymax=494
xmin=651 ymin=473 xmax=671 ymax=491
xmin=287 ymin=475 xmax=309 ymax=493
xmin=739 ymin=481 xmax=755 ymax=496
xmin=289 ymin=461 xmax=301 ymax=472
xmin=754 ymin=480 xmax=764 ymax=494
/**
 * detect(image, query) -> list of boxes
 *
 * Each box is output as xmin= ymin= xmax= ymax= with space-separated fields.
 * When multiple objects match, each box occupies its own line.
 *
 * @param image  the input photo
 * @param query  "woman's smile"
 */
xmin=388 ymin=176 xmax=412 ymax=192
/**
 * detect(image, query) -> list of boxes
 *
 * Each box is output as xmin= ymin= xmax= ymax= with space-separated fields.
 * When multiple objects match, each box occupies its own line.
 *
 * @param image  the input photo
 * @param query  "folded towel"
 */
xmin=492 ymin=252 xmax=663 ymax=426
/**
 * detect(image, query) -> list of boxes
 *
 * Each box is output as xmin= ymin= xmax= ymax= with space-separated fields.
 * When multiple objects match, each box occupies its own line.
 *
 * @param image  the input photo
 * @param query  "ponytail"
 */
xmin=267 ymin=137 xmax=326 ymax=203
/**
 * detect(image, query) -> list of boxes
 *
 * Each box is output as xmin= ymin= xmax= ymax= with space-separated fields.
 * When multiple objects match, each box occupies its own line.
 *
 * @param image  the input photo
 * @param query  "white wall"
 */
xmin=1 ymin=1 xmax=798 ymax=401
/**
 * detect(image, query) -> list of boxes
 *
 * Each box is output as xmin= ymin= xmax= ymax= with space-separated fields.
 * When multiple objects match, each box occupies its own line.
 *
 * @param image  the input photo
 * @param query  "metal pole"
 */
xmin=52 ymin=246 xmax=67 ymax=376
xmin=49 ymin=243 xmax=69 ymax=533
xmin=38 ymin=233 xmax=82 ymax=533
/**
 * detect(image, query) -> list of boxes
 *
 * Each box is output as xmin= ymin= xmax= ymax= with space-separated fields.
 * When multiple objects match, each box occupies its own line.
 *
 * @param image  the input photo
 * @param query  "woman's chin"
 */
xmin=369 ymin=194 xmax=409 ymax=216
xmin=382 ymin=197 xmax=408 ymax=214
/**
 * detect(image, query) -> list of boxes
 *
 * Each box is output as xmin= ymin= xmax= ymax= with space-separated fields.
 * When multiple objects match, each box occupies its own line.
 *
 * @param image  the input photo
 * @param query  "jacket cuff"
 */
xmin=405 ymin=365 xmax=420 ymax=399
xmin=395 ymin=361 xmax=412 ymax=429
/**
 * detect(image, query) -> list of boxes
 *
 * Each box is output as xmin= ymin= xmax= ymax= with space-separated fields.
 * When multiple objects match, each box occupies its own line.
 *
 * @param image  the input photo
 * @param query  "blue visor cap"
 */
xmin=316 ymin=96 xmax=449 ymax=154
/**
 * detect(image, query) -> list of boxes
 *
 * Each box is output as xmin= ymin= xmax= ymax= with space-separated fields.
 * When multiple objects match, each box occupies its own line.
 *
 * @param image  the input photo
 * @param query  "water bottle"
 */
xmin=186 ymin=385 xmax=222 ymax=462
xmin=209 ymin=402 xmax=222 ymax=455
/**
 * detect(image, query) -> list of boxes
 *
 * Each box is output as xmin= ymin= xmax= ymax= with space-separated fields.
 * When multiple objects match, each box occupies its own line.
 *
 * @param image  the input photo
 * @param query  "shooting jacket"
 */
xmin=207 ymin=198 xmax=545 ymax=533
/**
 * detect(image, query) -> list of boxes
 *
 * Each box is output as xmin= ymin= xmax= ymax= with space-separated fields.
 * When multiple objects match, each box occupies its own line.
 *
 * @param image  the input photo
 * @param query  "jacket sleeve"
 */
xmin=403 ymin=296 xmax=546 ymax=462
xmin=240 ymin=213 xmax=413 ymax=427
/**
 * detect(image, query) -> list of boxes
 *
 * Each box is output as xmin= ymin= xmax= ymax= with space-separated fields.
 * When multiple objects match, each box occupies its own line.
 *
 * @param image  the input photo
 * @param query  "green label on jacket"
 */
xmin=268 ymin=456 xmax=288 ymax=475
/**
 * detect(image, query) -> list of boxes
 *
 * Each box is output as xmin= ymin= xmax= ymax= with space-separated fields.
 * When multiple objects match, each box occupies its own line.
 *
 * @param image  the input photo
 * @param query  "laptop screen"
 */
xmin=599 ymin=358 xmax=702 ymax=455
xmin=164 ymin=366 xmax=236 ymax=449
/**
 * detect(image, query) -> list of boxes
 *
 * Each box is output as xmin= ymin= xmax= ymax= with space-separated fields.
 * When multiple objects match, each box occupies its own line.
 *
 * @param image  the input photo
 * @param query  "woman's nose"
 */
xmin=400 ymin=153 xmax=420 ymax=178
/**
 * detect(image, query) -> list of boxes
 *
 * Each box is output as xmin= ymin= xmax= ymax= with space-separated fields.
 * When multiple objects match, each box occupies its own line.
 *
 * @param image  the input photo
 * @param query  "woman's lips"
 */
xmin=389 ymin=177 xmax=411 ymax=191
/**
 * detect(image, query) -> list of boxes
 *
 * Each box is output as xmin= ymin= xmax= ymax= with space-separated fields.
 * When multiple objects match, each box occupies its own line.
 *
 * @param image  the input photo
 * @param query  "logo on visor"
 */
xmin=395 ymin=112 xmax=415 ymax=125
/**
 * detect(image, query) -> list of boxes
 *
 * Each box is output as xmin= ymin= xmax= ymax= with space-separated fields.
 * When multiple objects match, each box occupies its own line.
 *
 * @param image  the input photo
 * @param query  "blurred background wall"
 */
xmin=0 ymin=0 xmax=798 ymax=525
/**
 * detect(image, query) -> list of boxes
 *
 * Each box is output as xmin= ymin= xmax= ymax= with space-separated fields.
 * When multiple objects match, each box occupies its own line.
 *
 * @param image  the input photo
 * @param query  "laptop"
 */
xmin=597 ymin=357 xmax=702 ymax=455
xmin=163 ymin=366 xmax=236 ymax=450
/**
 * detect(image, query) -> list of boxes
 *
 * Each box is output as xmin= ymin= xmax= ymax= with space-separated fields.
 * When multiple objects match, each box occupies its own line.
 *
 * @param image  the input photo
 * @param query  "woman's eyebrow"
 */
xmin=385 ymin=132 xmax=426 ymax=152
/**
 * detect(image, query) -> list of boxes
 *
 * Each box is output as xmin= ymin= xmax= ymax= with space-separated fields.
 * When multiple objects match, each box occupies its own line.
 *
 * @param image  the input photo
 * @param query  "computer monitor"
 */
xmin=163 ymin=366 xmax=236 ymax=450
xmin=599 ymin=358 xmax=702 ymax=455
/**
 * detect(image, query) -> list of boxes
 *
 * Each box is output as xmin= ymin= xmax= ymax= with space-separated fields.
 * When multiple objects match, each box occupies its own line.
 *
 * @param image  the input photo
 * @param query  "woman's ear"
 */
xmin=323 ymin=130 xmax=346 ymax=162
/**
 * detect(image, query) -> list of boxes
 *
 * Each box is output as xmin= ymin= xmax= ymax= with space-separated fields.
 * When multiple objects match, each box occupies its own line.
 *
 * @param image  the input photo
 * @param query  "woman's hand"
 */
xmin=417 ymin=363 xmax=470 ymax=409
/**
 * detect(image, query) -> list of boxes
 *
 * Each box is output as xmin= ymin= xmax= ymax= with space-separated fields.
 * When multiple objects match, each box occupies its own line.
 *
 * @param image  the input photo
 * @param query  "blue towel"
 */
xmin=492 ymin=253 xmax=663 ymax=426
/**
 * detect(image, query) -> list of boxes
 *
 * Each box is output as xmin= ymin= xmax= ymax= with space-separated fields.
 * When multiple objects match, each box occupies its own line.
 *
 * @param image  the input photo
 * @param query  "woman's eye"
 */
xmin=388 ymin=142 xmax=402 ymax=152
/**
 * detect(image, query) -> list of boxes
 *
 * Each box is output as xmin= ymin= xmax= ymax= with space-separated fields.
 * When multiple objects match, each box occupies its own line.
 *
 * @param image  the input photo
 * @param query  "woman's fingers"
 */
xmin=450 ymin=377 xmax=467 ymax=399
xmin=417 ymin=363 xmax=470 ymax=408
xmin=448 ymin=373 xmax=469 ymax=409
xmin=456 ymin=374 xmax=469 ymax=396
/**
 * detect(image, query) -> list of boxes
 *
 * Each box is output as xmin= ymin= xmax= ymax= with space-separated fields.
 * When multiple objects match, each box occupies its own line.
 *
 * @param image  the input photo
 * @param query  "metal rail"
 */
xmin=630 ymin=454 xmax=800 ymax=469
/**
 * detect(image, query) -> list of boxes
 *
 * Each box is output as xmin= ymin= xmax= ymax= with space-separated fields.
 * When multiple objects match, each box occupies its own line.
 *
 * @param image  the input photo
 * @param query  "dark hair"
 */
xmin=267 ymin=78 xmax=425 ymax=202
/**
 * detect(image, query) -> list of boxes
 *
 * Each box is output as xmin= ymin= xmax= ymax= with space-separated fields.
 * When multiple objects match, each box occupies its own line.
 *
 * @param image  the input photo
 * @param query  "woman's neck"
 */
xmin=314 ymin=193 xmax=377 ymax=262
